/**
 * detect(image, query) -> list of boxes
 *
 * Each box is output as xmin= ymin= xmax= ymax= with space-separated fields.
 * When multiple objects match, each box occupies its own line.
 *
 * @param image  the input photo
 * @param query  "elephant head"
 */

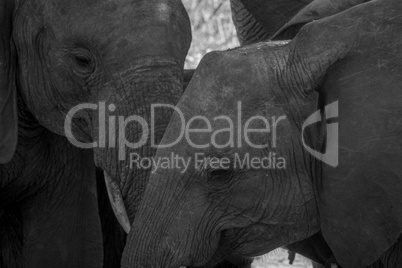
xmin=230 ymin=0 xmax=369 ymax=45
xmin=124 ymin=0 xmax=402 ymax=267
xmin=0 ymin=0 xmax=191 ymax=239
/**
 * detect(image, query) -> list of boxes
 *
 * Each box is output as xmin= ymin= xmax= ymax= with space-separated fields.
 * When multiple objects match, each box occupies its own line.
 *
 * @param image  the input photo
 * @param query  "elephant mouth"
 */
xmin=201 ymin=225 xmax=276 ymax=267
xmin=195 ymin=229 xmax=244 ymax=268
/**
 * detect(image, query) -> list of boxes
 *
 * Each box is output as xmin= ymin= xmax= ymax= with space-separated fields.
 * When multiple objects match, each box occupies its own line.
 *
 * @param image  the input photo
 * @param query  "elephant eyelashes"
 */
xmin=65 ymin=48 xmax=97 ymax=76
xmin=73 ymin=54 xmax=95 ymax=74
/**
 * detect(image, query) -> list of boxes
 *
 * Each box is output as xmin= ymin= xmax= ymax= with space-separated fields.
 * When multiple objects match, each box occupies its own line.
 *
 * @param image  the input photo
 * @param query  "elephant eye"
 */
xmin=73 ymin=53 xmax=95 ymax=73
xmin=74 ymin=55 xmax=92 ymax=68
xmin=209 ymin=168 xmax=232 ymax=178
xmin=207 ymin=167 xmax=234 ymax=187
xmin=67 ymin=48 xmax=96 ymax=75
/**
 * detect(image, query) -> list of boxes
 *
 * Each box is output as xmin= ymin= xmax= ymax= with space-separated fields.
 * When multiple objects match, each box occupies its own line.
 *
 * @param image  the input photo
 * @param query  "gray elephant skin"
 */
xmin=125 ymin=0 xmax=402 ymax=267
xmin=230 ymin=1 xmax=373 ymax=266
xmin=0 ymin=0 xmax=191 ymax=267
xmin=230 ymin=0 xmax=312 ymax=45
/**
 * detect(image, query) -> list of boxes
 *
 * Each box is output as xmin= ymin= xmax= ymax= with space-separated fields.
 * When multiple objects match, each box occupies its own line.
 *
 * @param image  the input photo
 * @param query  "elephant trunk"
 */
xmin=122 ymin=185 xmax=187 ymax=268
xmin=121 ymin=166 xmax=221 ymax=268
xmin=92 ymin=71 xmax=183 ymax=227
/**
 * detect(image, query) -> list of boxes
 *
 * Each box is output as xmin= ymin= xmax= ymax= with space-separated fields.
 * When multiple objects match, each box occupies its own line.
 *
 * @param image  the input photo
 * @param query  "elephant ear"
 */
xmin=284 ymin=0 xmax=402 ymax=266
xmin=230 ymin=0 xmax=313 ymax=45
xmin=272 ymin=0 xmax=369 ymax=40
xmin=0 ymin=1 xmax=18 ymax=164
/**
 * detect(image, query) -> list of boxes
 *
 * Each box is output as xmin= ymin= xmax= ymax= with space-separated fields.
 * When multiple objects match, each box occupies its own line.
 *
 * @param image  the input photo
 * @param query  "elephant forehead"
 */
xmin=38 ymin=0 xmax=186 ymax=59
xmin=180 ymin=42 xmax=290 ymax=115
xmin=43 ymin=0 xmax=180 ymax=35
xmin=45 ymin=0 xmax=118 ymax=17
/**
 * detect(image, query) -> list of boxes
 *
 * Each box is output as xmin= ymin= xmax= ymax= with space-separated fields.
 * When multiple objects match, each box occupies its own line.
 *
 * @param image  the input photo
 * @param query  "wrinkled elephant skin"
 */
xmin=0 ymin=0 xmax=191 ymax=267
xmin=125 ymin=1 xmax=402 ymax=267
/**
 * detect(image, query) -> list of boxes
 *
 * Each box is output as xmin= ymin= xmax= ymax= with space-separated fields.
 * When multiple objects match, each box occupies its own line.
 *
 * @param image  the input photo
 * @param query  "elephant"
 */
xmin=230 ymin=0 xmax=372 ymax=43
xmin=96 ymin=68 xmax=196 ymax=268
xmin=231 ymin=0 xmax=370 ymax=267
xmin=230 ymin=0 xmax=313 ymax=45
xmin=123 ymin=0 xmax=402 ymax=267
xmin=0 ymin=0 xmax=191 ymax=267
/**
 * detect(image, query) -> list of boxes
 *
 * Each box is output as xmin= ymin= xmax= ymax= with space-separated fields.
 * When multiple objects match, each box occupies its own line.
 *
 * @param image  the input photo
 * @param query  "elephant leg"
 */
xmin=96 ymin=168 xmax=126 ymax=268
xmin=0 ymin=204 xmax=23 ymax=268
xmin=214 ymin=257 xmax=253 ymax=268
xmin=22 ymin=151 xmax=103 ymax=268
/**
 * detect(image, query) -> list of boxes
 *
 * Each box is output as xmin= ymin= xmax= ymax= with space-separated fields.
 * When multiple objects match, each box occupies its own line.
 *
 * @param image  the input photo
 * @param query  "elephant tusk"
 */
xmin=104 ymin=171 xmax=131 ymax=234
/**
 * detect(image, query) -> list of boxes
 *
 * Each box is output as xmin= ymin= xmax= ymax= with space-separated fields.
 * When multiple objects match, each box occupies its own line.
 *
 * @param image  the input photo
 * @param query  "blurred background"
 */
xmin=181 ymin=1 xmax=313 ymax=267
xmin=182 ymin=0 xmax=239 ymax=69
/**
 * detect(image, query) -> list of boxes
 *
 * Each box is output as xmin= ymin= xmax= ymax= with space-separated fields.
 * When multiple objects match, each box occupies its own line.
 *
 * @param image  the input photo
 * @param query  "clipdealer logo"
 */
xmin=64 ymin=101 xmax=339 ymax=170
xmin=301 ymin=101 xmax=339 ymax=167
xmin=64 ymin=102 xmax=287 ymax=159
